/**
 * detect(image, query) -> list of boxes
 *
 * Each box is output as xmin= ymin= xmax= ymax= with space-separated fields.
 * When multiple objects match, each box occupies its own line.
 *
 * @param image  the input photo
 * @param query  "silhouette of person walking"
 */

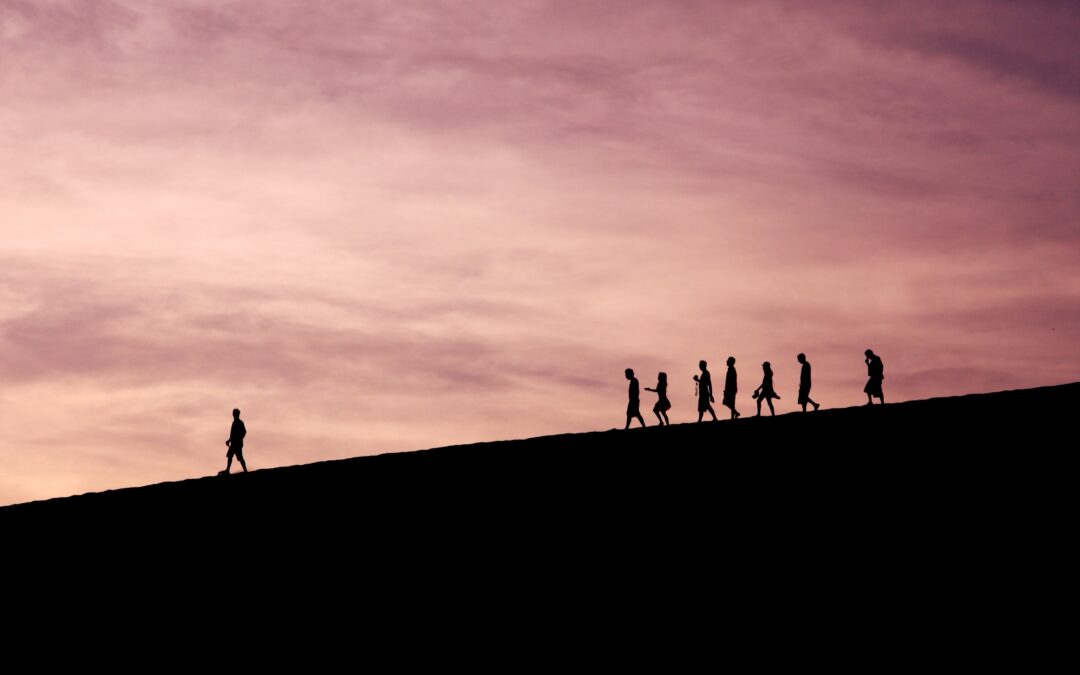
xmin=694 ymin=360 xmax=718 ymax=422
xmin=797 ymin=353 xmax=820 ymax=412
xmin=864 ymin=349 xmax=885 ymax=405
xmin=644 ymin=372 xmax=671 ymax=426
xmin=219 ymin=408 xmax=248 ymax=475
xmin=754 ymin=362 xmax=780 ymax=416
xmin=723 ymin=356 xmax=740 ymax=419
xmin=625 ymin=369 xmax=646 ymax=429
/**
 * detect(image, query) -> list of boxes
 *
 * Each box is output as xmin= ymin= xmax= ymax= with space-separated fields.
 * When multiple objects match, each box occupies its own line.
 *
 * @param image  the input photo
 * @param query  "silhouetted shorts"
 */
xmin=627 ymin=401 xmax=640 ymax=417
xmin=798 ymin=386 xmax=811 ymax=405
xmin=864 ymin=378 xmax=883 ymax=398
xmin=698 ymin=395 xmax=711 ymax=413
xmin=722 ymin=390 xmax=736 ymax=408
xmin=228 ymin=444 xmax=244 ymax=458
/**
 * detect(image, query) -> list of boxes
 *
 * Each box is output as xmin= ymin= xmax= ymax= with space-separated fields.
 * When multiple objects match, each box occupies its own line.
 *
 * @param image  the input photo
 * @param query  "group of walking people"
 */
xmin=215 ymin=352 xmax=887 ymax=475
xmin=623 ymin=349 xmax=885 ymax=429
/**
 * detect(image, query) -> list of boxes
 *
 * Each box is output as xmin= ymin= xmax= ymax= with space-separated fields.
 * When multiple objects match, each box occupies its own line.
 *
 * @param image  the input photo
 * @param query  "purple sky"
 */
xmin=2 ymin=0 xmax=1079 ymax=504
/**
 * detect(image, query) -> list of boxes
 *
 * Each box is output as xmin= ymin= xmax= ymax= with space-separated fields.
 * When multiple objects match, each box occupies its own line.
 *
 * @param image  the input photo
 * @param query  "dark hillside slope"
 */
xmin=6 ymin=385 xmax=1070 ymax=663
xmin=4 ymin=384 xmax=1072 ymax=543
xmin=5 ymin=382 xmax=1073 ymax=646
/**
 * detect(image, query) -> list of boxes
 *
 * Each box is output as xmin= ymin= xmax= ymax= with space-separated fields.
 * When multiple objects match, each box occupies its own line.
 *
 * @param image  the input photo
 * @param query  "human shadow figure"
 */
xmin=753 ymin=362 xmax=780 ymax=416
xmin=219 ymin=408 xmax=248 ymax=475
xmin=797 ymin=353 xmax=820 ymax=412
xmin=723 ymin=356 xmax=740 ymax=419
xmin=864 ymin=349 xmax=885 ymax=405
xmin=625 ymin=368 xmax=646 ymax=429
xmin=693 ymin=360 xmax=718 ymax=422
xmin=644 ymin=372 xmax=671 ymax=426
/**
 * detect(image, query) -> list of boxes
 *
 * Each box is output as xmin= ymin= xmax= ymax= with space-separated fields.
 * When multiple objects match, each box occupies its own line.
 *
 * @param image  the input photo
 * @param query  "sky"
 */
xmin=1 ymin=0 xmax=1078 ymax=505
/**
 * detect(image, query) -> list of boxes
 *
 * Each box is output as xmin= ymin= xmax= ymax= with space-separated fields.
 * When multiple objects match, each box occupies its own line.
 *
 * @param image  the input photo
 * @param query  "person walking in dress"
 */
xmin=625 ymin=368 xmax=647 ymax=429
xmin=754 ymin=362 xmax=780 ymax=417
xmin=644 ymin=372 xmax=671 ymax=426
xmin=864 ymin=349 xmax=885 ymax=405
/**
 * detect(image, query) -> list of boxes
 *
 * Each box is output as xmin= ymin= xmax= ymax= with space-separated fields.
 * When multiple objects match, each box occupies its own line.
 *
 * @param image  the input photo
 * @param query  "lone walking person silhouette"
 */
xmin=219 ymin=408 xmax=248 ymax=475
xmin=723 ymin=356 xmax=740 ymax=419
xmin=797 ymin=353 xmax=820 ymax=412
xmin=754 ymin=361 xmax=780 ymax=416
xmin=625 ymin=369 xmax=647 ymax=429
xmin=694 ymin=360 xmax=718 ymax=422
xmin=644 ymin=372 xmax=671 ymax=426
xmin=864 ymin=349 xmax=884 ymax=405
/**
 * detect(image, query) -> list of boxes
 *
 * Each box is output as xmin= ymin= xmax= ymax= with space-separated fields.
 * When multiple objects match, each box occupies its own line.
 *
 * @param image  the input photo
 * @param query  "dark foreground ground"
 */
xmin=4 ymin=385 xmax=1072 ymax=655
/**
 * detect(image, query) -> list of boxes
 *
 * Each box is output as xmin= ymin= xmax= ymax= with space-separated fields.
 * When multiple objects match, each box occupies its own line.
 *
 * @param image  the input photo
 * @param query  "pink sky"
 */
xmin=2 ymin=0 xmax=1079 ymax=504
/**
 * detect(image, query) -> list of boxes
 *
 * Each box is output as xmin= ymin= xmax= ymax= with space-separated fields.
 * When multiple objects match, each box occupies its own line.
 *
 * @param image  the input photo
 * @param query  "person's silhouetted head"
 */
xmin=658 ymin=372 xmax=667 ymax=384
xmin=865 ymin=349 xmax=874 ymax=358
xmin=625 ymin=368 xmax=634 ymax=379
xmin=727 ymin=356 xmax=735 ymax=366
xmin=797 ymin=353 xmax=806 ymax=364
xmin=699 ymin=360 xmax=707 ymax=371
xmin=762 ymin=361 xmax=772 ymax=374
xmin=232 ymin=408 xmax=241 ymax=419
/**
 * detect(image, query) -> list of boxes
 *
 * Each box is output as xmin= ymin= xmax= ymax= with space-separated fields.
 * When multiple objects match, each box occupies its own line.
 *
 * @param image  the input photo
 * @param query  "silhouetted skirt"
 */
xmin=722 ymin=390 xmax=736 ymax=407
xmin=758 ymin=384 xmax=778 ymax=400
xmin=653 ymin=396 xmax=671 ymax=413
xmin=798 ymin=386 xmax=811 ymax=405
xmin=627 ymin=400 xmax=641 ymax=417
xmin=864 ymin=377 xmax=883 ymax=398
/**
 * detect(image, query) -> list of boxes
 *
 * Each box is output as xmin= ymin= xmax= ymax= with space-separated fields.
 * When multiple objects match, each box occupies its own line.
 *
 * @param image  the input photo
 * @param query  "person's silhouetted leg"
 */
xmin=756 ymin=397 xmax=762 ymax=416
xmin=766 ymin=398 xmax=775 ymax=416
xmin=661 ymin=410 xmax=670 ymax=425
xmin=809 ymin=398 xmax=819 ymax=411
